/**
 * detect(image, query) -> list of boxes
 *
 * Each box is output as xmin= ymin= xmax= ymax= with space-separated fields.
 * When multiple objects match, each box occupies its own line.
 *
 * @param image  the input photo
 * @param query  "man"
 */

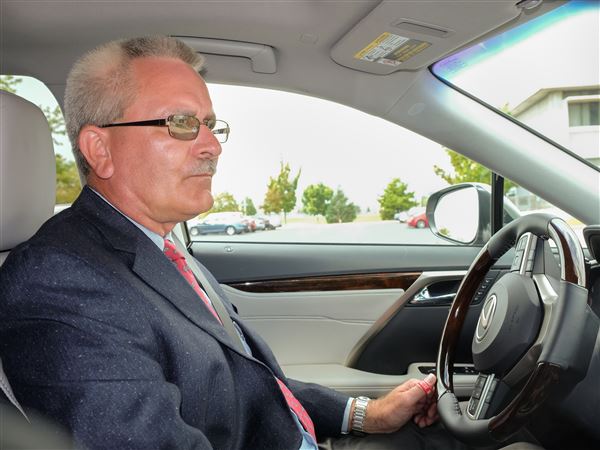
xmin=0 ymin=36 xmax=458 ymax=449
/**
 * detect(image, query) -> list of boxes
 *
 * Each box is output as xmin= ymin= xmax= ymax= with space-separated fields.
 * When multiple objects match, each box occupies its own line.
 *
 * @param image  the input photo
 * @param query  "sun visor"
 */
xmin=330 ymin=0 xmax=522 ymax=75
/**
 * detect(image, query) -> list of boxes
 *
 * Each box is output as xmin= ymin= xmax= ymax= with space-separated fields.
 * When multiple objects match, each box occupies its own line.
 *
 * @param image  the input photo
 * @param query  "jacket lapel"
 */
xmin=72 ymin=187 xmax=245 ymax=354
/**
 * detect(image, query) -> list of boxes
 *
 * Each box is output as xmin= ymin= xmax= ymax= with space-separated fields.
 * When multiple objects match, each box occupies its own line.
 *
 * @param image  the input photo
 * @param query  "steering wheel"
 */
xmin=436 ymin=213 xmax=595 ymax=446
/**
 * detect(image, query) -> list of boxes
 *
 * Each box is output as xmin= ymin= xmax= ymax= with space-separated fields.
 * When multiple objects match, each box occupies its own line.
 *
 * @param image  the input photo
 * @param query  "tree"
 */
xmin=262 ymin=162 xmax=301 ymax=222
xmin=302 ymin=183 xmax=333 ymax=218
xmin=42 ymin=105 xmax=67 ymax=146
xmin=377 ymin=178 xmax=418 ymax=220
xmin=262 ymin=179 xmax=283 ymax=215
xmin=242 ymin=197 xmax=257 ymax=216
xmin=55 ymin=155 xmax=81 ymax=204
xmin=1 ymin=75 xmax=82 ymax=203
xmin=210 ymin=192 xmax=240 ymax=213
xmin=325 ymin=189 xmax=359 ymax=224
xmin=433 ymin=149 xmax=491 ymax=185
xmin=433 ymin=148 xmax=515 ymax=191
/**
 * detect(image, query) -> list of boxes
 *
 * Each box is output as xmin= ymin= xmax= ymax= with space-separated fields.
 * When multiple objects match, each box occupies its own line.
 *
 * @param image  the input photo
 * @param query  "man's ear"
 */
xmin=78 ymin=125 xmax=114 ymax=179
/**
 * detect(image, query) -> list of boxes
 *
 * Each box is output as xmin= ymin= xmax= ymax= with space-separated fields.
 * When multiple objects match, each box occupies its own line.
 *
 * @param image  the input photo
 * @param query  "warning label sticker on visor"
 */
xmin=354 ymin=32 xmax=431 ymax=66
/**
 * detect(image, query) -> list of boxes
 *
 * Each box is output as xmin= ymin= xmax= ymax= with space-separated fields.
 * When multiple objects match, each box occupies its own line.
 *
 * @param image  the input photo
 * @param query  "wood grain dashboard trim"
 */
xmin=226 ymin=272 xmax=421 ymax=293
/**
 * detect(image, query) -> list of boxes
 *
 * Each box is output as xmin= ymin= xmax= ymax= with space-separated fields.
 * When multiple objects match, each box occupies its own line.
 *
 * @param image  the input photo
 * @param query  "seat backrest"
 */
xmin=0 ymin=89 xmax=56 ymax=419
xmin=0 ymin=89 xmax=56 ymax=265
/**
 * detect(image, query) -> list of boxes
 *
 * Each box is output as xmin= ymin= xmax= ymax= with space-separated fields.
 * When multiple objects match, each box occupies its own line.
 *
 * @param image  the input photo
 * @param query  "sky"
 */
xmin=10 ymin=2 xmax=598 ymax=213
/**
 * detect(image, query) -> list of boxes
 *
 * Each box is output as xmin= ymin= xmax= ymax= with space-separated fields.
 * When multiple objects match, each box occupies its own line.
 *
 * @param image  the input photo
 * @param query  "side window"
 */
xmin=186 ymin=84 xmax=482 ymax=246
xmin=0 ymin=75 xmax=81 ymax=210
xmin=504 ymin=182 xmax=585 ymax=246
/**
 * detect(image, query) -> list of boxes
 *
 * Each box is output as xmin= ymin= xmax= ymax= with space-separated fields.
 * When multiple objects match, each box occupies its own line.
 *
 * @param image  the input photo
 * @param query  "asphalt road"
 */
xmin=190 ymin=220 xmax=450 ymax=245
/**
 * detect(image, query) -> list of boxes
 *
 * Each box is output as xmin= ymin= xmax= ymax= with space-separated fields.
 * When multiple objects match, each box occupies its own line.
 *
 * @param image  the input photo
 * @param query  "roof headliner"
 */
xmin=1 ymin=0 xmax=555 ymax=116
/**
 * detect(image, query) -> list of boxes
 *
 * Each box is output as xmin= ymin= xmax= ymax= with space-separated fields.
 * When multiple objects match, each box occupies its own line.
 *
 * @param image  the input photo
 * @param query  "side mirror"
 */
xmin=426 ymin=183 xmax=521 ymax=245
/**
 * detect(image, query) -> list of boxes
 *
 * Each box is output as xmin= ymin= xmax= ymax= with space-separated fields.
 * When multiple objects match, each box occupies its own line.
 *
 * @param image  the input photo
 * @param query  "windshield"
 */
xmin=433 ymin=1 xmax=599 ymax=168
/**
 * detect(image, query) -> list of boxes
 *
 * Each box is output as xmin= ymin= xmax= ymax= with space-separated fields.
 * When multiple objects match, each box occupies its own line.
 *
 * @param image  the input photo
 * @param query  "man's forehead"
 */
xmin=129 ymin=56 xmax=213 ymax=116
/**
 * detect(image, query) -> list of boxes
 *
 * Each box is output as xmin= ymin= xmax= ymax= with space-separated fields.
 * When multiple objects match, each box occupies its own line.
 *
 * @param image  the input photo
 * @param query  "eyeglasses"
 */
xmin=100 ymin=115 xmax=230 ymax=143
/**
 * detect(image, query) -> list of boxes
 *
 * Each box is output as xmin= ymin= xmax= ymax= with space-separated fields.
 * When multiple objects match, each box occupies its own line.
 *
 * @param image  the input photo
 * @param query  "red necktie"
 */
xmin=163 ymin=239 xmax=222 ymax=324
xmin=276 ymin=378 xmax=316 ymax=441
xmin=163 ymin=239 xmax=316 ymax=441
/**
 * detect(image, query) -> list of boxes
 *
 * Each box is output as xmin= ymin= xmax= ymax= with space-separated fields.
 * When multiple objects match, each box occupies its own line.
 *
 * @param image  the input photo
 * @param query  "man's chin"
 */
xmin=186 ymin=192 xmax=214 ymax=217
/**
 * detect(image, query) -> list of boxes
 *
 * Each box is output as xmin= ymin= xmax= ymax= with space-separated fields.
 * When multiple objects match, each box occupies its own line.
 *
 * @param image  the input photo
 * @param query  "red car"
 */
xmin=407 ymin=212 xmax=429 ymax=229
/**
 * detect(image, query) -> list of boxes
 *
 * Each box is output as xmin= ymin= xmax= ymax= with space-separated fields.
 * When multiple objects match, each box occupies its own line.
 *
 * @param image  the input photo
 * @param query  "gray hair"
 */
xmin=64 ymin=36 xmax=205 ymax=180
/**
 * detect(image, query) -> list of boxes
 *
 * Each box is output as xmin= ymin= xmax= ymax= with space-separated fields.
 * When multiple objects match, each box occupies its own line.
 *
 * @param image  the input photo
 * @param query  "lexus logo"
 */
xmin=476 ymin=294 xmax=497 ymax=342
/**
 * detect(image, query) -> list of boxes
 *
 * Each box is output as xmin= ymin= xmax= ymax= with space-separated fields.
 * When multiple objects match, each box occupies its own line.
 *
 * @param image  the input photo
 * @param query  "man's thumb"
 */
xmin=416 ymin=373 xmax=436 ymax=396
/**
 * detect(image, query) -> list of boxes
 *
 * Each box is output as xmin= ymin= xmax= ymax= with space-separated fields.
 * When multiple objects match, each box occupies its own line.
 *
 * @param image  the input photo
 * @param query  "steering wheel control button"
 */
xmin=467 ymin=397 xmax=479 ymax=417
xmin=472 ymin=374 xmax=487 ymax=399
xmin=467 ymin=374 xmax=496 ymax=420
xmin=472 ymin=270 xmax=501 ymax=305
xmin=472 ymin=273 xmax=542 ymax=374
xmin=484 ymin=379 xmax=497 ymax=404
xmin=519 ymin=233 xmax=539 ymax=275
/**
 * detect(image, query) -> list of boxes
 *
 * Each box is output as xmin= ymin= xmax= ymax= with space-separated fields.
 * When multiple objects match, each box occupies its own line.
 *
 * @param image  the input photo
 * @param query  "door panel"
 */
xmin=191 ymin=240 xmax=515 ymax=397
xmin=222 ymin=285 xmax=404 ymax=365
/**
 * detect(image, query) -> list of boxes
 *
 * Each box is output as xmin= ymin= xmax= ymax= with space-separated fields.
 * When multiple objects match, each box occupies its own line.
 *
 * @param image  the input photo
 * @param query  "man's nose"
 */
xmin=192 ymin=125 xmax=222 ymax=157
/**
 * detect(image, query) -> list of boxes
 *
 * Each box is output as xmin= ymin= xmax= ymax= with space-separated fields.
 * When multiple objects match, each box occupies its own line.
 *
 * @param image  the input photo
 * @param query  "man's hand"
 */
xmin=360 ymin=373 xmax=438 ymax=434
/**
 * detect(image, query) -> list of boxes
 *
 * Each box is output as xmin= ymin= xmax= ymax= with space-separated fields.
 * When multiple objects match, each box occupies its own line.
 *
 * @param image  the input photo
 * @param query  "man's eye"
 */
xmin=203 ymin=119 xmax=216 ymax=130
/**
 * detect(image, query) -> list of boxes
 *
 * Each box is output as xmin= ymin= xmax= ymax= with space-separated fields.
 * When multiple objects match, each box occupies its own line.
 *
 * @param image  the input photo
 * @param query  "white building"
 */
xmin=512 ymin=85 xmax=600 ymax=167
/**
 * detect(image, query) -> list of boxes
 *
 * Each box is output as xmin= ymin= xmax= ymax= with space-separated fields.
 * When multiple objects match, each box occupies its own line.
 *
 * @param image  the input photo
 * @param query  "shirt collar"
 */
xmin=89 ymin=188 xmax=169 ymax=251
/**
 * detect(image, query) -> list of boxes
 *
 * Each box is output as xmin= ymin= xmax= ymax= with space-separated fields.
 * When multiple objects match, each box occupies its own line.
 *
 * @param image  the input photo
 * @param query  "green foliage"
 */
xmin=434 ymin=149 xmax=515 ymax=191
xmin=210 ymin=192 xmax=240 ymax=213
xmin=302 ymin=183 xmax=334 ymax=217
xmin=0 ymin=75 xmax=22 ymax=93
xmin=433 ymin=149 xmax=491 ymax=184
xmin=262 ymin=162 xmax=301 ymax=222
xmin=378 ymin=178 xmax=418 ymax=220
xmin=41 ymin=105 xmax=67 ymax=145
xmin=325 ymin=189 xmax=359 ymax=224
xmin=55 ymin=154 xmax=82 ymax=204
xmin=263 ymin=179 xmax=283 ymax=214
xmin=242 ymin=197 xmax=257 ymax=216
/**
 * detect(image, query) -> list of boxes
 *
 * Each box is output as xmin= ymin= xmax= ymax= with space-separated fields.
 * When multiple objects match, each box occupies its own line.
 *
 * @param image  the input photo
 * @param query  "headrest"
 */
xmin=0 ymin=90 xmax=56 ymax=252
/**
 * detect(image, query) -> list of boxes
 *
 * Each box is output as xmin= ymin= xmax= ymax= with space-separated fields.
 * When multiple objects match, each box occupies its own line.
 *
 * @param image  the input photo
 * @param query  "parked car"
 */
xmin=253 ymin=216 xmax=267 ymax=231
xmin=407 ymin=211 xmax=429 ymax=229
xmin=189 ymin=212 xmax=248 ymax=236
xmin=393 ymin=211 xmax=409 ymax=222
xmin=2 ymin=1 xmax=599 ymax=449
xmin=267 ymin=214 xmax=282 ymax=228
xmin=243 ymin=216 xmax=256 ymax=232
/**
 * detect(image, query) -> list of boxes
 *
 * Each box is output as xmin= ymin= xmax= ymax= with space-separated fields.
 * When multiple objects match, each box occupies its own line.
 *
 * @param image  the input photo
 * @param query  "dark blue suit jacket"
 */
xmin=0 ymin=187 xmax=349 ymax=449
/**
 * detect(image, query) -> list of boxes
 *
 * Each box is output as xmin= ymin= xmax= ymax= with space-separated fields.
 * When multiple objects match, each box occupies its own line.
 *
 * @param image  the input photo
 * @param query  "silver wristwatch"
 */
xmin=351 ymin=396 xmax=370 ymax=434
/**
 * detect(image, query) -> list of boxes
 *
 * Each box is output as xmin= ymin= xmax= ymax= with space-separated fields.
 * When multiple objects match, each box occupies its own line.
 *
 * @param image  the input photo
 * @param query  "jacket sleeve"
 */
xmin=286 ymin=378 xmax=350 ymax=439
xmin=0 ymin=246 xmax=215 ymax=450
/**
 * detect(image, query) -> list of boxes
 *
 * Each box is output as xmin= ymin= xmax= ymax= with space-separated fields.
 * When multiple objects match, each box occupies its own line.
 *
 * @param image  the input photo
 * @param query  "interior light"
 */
xmin=516 ymin=0 xmax=543 ymax=11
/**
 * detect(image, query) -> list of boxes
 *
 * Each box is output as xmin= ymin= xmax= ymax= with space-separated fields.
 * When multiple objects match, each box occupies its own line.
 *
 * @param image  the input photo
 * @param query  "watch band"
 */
xmin=351 ymin=396 xmax=370 ymax=434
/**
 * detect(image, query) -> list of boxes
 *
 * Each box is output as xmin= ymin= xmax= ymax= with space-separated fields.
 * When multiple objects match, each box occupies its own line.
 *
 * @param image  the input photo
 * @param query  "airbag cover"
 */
xmin=472 ymin=273 xmax=541 ymax=374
